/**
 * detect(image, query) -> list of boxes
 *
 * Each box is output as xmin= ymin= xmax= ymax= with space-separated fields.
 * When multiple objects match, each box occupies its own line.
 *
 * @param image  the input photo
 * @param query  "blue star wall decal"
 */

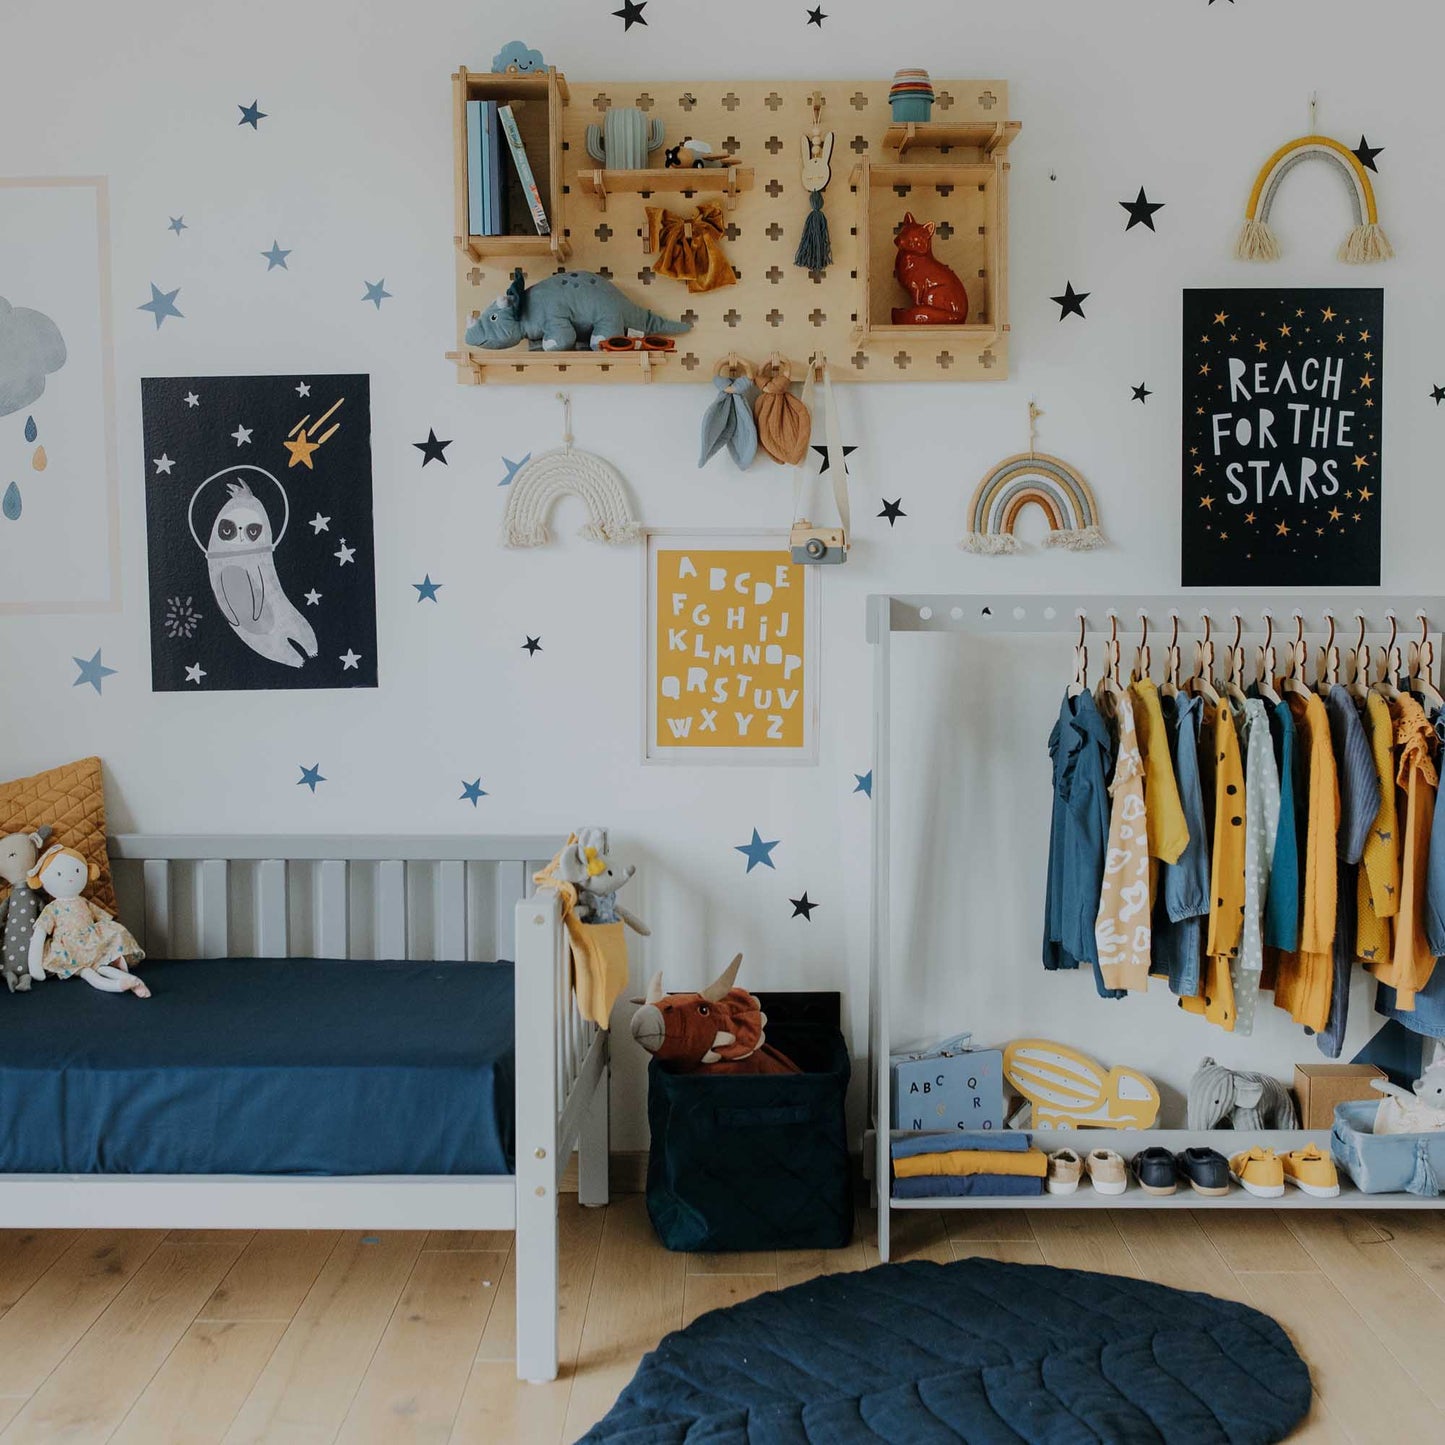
xmin=499 ymin=453 xmax=530 ymax=485
xmin=413 ymin=574 xmax=442 ymax=602
xmin=261 ymin=240 xmax=292 ymax=270
xmin=460 ymin=778 xmax=488 ymax=806
xmin=297 ymin=763 xmax=326 ymax=792
xmin=72 ymin=649 xmax=117 ymax=694
xmin=238 ymin=100 xmax=267 ymax=128
xmin=138 ymin=284 xmax=183 ymax=329
xmin=735 ymin=828 xmax=780 ymax=872
xmin=361 ymin=279 xmax=392 ymax=309
xmin=168 ymin=215 xmax=187 ymax=235
xmin=853 ymin=770 xmax=873 ymax=797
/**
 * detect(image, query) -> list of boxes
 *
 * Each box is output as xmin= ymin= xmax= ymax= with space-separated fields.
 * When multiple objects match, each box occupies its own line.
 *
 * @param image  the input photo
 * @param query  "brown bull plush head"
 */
xmin=629 ymin=954 xmax=798 ymax=1075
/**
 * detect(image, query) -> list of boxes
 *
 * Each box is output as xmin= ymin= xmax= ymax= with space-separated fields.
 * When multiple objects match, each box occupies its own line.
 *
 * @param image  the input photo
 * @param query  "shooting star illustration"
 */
xmin=283 ymin=396 xmax=345 ymax=470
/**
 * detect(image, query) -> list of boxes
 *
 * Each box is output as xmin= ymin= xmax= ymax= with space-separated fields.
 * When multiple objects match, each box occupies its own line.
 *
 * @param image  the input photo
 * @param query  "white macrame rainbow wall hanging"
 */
xmin=960 ymin=407 xmax=1105 ymax=555
xmin=501 ymin=395 xmax=641 ymax=548
xmin=1236 ymin=133 xmax=1393 ymax=264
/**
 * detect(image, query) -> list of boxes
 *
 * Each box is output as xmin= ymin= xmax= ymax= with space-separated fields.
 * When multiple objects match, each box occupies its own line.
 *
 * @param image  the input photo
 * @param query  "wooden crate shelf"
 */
xmin=575 ymin=166 xmax=754 ymax=211
xmin=853 ymin=154 xmax=1009 ymax=355
xmin=451 ymin=73 xmax=1018 ymax=384
xmin=883 ymin=119 xmax=1021 ymax=157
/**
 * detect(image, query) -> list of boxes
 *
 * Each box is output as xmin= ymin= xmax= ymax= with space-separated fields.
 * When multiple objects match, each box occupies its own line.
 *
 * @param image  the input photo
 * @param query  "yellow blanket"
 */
xmin=892 ymin=1149 xmax=1048 ymax=1180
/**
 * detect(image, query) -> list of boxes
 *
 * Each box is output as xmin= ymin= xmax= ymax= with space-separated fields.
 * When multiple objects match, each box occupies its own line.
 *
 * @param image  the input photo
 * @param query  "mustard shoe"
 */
xmin=1229 ymin=1146 xmax=1285 ymax=1199
xmin=1281 ymin=1144 xmax=1340 ymax=1198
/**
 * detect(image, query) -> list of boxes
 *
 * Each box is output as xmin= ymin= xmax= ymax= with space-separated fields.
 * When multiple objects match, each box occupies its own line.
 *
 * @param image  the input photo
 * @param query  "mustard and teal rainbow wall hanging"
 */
xmin=1236 ymin=132 xmax=1393 ymax=265
xmin=960 ymin=404 xmax=1105 ymax=555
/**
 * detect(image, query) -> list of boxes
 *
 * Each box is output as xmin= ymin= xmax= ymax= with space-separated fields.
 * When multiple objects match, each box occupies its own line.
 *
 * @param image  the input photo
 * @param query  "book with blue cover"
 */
xmin=466 ymin=100 xmax=506 ymax=236
xmin=498 ymin=103 xmax=549 ymax=235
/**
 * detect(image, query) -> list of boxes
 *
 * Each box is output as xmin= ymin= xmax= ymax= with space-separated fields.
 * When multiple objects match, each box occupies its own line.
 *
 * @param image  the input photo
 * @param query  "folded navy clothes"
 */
xmin=891 ymin=1130 xmax=1031 ymax=1159
xmin=892 ymin=1174 xmax=1044 ymax=1199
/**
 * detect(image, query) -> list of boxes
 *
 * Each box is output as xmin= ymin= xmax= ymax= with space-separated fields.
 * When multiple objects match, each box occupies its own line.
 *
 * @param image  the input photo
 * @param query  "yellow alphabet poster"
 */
xmin=648 ymin=538 xmax=816 ymax=761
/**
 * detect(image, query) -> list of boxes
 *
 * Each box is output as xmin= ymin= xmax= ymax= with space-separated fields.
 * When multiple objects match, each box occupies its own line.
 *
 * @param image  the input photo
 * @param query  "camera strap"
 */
xmin=792 ymin=359 xmax=850 ymax=541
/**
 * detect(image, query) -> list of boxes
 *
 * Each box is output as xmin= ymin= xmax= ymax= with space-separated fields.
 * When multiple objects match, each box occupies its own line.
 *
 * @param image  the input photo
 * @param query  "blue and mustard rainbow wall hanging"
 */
xmin=1236 ymin=132 xmax=1393 ymax=264
xmin=960 ymin=404 xmax=1105 ymax=555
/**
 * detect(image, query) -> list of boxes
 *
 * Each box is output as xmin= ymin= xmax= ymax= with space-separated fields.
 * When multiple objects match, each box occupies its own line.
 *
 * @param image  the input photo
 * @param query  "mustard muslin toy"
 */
xmin=534 ymin=829 xmax=649 ymax=1029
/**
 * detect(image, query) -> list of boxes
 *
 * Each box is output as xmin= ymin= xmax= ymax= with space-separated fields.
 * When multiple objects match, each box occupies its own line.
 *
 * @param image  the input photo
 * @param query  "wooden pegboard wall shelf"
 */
xmin=452 ymin=73 xmax=1018 ymax=384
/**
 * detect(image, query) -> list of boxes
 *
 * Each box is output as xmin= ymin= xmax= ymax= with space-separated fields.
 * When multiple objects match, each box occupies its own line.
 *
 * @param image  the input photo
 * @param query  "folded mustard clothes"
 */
xmin=892 ymin=1149 xmax=1048 ymax=1180
xmin=646 ymin=201 xmax=737 ymax=293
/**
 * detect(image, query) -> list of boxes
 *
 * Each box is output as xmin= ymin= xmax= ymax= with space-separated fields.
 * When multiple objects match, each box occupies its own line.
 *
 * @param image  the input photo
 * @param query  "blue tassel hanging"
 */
xmin=794 ymin=190 xmax=832 ymax=271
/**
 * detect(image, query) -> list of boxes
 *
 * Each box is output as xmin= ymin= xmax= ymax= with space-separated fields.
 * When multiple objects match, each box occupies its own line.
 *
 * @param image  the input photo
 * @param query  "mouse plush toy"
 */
xmin=555 ymin=827 xmax=650 ymax=935
xmin=0 ymin=826 xmax=51 ymax=992
xmin=26 ymin=843 xmax=149 ymax=997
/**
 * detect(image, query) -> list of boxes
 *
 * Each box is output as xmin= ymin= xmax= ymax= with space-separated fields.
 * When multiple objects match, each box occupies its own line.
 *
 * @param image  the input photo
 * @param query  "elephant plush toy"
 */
xmin=464 ymin=269 xmax=692 ymax=353
xmin=1187 ymin=1056 xmax=1299 ymax=1131
xmin=0 ymin=825 xmax=51 ymax=992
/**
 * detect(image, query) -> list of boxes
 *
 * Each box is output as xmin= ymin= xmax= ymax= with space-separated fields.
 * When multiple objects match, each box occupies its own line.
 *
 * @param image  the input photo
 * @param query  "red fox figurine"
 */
xmin=892 ymin=212 xmax=969 ymax=325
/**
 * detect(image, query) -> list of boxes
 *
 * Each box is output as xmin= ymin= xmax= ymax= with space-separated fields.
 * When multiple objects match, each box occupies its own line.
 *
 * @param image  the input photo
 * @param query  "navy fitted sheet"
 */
xmin=0 ymin=957 xmax=515 ymax=1176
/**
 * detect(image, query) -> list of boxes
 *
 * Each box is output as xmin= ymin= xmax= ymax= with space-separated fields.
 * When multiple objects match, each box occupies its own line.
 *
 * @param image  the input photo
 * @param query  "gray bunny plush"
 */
xmin=556 ymin=827 xmax=650 ymax=935
xmin=0 ymin=826 xmax=52 ymax=992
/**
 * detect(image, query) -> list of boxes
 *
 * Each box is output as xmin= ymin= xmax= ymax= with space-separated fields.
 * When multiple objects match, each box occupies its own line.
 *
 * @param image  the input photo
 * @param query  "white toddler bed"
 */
xmin=0 ymin=834 xmax=605 ymax=1383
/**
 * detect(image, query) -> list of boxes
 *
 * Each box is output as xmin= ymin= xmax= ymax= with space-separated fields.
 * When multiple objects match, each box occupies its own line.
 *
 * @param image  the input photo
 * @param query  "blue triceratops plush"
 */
xmin=464 ymin=269 xmax=692 ymax=353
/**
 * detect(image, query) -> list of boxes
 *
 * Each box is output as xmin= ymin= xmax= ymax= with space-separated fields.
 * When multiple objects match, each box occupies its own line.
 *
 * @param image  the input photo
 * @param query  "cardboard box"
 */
xmin=1294 ymin=1063 xmax=1386 ymax=1129
xmin=891 ymin=1033 xmax=1005 ymax=1133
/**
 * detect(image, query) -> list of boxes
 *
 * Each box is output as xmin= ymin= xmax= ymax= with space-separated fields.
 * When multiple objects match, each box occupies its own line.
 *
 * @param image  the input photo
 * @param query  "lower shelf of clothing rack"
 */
xmin=873 ymin=1127 xmax=1445 ymax=1211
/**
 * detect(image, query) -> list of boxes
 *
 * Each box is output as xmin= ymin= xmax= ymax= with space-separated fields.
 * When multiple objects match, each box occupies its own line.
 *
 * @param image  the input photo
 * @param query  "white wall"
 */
xmin=4 ymin=0 xmax=1442 ymax=1146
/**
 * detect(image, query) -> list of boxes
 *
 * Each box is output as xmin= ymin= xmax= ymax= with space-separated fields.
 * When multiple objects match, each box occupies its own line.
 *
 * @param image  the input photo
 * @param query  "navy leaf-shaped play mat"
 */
xmin=579 ymin=1258 xmax=1312 ymax=1443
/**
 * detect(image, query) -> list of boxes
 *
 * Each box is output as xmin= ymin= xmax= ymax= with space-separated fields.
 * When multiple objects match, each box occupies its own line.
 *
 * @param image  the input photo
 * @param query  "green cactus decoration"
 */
xmin=585 ymin=107 xmax=666 ymax=170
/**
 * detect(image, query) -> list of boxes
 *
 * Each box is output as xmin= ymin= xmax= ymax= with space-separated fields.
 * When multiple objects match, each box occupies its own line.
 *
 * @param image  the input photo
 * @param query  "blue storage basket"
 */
xmin=1331 ymin=1099 xmax=1445 ymax=1195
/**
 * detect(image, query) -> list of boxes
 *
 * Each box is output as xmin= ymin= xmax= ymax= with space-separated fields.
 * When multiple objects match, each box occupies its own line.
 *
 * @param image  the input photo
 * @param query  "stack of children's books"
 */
xmin=466 ymin=100 xmax=549 ymax=238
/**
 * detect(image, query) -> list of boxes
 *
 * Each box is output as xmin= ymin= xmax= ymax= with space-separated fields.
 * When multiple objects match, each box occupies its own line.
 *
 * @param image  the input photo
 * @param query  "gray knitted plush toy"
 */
xmin=1187 ymin=1056 xmax=1298 ymax=1131
xmin=0 ymin=826 xmax=52 ymax=992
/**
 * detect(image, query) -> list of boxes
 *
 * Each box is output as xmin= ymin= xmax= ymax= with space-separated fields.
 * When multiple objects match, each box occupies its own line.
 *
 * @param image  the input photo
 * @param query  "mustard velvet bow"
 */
xmin=646 ymin=202 xmax=737 ymax=293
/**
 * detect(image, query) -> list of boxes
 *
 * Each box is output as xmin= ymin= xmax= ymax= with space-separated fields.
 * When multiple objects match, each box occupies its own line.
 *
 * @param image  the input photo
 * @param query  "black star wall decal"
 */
xmin=613 ymin=0 xmax=647 ymax=29
xmin=1353 ymin=135 xmax=1384 ymax=172
xmin=522 ymin=636 xmax=542 ymax=655
xmin=1051 ymin=282 xmax=1089 ymax=320
xmin=814 ymin=444 xmax=856 ymax=474
xmin=413 ymin=429 xmax=452 ymax=466
xmin=789 ymin=892 xmax=818 ymax=920
xmin=1132 ymin=383 xmax=1152 ymax=403
xmin=806 ymin=6 xmax=827 ymax=24
xmin=878 ymin=498 xmax=906 ymax=525
xmin=1119 ymin=187 xmax=1164 ymax=231
xmin=1431 ymin=385 xmax=1445 ymax=405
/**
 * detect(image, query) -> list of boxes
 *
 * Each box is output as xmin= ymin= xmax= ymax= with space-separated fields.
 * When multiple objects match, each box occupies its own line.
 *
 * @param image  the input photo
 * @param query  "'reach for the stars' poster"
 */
xmin=1181 ymin=288 xmax=1382 ymax=587
xmin=142 ymin=374 xmax=378 ymax=692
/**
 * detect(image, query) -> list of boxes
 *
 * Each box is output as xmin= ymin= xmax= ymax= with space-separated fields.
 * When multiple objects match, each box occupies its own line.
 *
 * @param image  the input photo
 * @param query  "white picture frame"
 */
xmin=642 ymin=528 xmax=821 ymax=766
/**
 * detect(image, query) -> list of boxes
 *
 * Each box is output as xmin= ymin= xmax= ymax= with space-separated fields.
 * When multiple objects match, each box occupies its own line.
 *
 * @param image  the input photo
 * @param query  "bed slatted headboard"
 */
xmin=108 ymin=835 xmax=562 ymax=963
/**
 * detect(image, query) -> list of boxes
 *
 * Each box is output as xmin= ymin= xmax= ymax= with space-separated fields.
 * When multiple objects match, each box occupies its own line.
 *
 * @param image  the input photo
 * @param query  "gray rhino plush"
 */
xmin=1187 ymin=1056 xmax=1298 ymax=1131
xmin=0 ymin=826 xmax=51 ymax=992
xmin=464 ymin=268 xmax=691 ymax=353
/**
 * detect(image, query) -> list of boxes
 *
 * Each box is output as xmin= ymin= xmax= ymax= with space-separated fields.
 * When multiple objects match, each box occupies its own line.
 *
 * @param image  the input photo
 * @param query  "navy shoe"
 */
xmin=1132 ymin=1147 xmax=1179 ymax=1196
xmin=1176 ymin=1146 xmax=1231 ymax=1197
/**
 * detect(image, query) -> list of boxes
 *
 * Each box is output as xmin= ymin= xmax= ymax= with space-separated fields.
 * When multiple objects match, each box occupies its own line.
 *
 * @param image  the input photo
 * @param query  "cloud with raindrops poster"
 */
xmin=141 ymin=373 xmax=378 ymax=692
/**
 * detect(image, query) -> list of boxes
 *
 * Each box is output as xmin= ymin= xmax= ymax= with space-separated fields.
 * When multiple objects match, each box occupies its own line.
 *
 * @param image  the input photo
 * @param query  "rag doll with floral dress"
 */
xmin=26 ymin=844 xmax=149 ymax=997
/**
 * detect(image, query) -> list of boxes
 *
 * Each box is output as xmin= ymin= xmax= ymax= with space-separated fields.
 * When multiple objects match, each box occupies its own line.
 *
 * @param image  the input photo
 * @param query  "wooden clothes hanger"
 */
xmin=1131 ymin=611 xmax=1151 ymax=685
xmin=1409 ymin=613 xmax=1445 ymax=711
xmin=1223 ymin=612 xmax=1250 ymax=709
xmin=1095 ymin=611 xmax=1125 ymax=707
xmin=1348 ymin=613 xmax=1371 ymax=703
xmin=1160 ymin=612 xmax=1182 ymax=698
xmin=1255 ymin=610 xmax=1281 ymax=705
xmin=1067 ymin=611 xmax=1089 ymax=698
xmin=1315 ymin=610 xmax=1340 ymax=694
xmin=1189 ymin=611 xmax=1222 ymax=705
xmin=1373 ymin=611 xmax=1402 ymax=700
xmin=1282 ymin=612 xmax=1311 ymax=698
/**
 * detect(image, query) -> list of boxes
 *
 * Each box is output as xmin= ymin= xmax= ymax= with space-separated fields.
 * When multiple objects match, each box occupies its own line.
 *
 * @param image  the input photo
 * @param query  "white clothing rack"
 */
xmin=866 ymin=594 xmax=1445 ymax=1262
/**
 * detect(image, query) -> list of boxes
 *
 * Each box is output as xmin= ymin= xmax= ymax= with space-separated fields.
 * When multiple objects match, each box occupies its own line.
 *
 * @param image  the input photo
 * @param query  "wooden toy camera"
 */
xmin=790 ymin=521 xmax=848 ymax=565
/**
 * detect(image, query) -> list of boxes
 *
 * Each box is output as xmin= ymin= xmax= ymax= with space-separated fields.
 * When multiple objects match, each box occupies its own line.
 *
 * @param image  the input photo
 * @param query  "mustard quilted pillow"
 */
xmin=0 ymin=757 xmax=117 ymax=914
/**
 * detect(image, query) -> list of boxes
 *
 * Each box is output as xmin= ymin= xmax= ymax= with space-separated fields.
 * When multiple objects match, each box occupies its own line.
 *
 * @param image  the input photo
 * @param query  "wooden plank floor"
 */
xmin=0 ymin=1204 xmax=1438 ymax=1443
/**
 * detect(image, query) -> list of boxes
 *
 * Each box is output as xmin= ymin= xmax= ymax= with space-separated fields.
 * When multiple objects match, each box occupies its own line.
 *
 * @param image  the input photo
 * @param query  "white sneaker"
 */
xmin=1084 ymin=1148 xmax=1128 ymax=1196
xmin=1047 ymin=1148 xmax=1082 ymax=1196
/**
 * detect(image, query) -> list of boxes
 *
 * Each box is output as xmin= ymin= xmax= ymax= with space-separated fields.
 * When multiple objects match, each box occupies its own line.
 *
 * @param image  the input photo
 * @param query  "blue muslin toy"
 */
xmin=699 ymin=368 xmax=759 ymax=469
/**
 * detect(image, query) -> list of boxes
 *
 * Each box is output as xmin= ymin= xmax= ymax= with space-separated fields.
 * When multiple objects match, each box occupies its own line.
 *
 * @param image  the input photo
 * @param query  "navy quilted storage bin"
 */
xmin=646 ymin=992 xmax=852 ymax=1252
